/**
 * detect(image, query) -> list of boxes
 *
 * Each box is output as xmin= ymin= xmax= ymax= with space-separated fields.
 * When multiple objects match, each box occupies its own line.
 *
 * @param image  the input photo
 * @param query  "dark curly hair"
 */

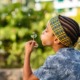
xmin=58 ymin=15 xmax=80 ymax=45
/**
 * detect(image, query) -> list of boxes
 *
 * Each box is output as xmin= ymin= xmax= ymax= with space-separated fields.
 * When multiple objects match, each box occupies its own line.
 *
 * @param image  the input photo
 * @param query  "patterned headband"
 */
xmin=49 ymin=16 xmax=72 ymax=46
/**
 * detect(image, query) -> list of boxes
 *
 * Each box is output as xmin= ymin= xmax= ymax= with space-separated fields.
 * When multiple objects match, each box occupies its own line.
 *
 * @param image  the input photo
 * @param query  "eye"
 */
xmin=45 ymin=30 xmax=48 ymax=32
xmin=45 ymin=28 xmax=48 ymax=32
xmin=42 ymin=28 xmax=48 ymax=34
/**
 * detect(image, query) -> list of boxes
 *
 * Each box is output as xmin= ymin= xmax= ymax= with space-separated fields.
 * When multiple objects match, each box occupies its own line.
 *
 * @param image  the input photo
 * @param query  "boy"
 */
xmin=23 ymin=15 xmax=80 ymax=80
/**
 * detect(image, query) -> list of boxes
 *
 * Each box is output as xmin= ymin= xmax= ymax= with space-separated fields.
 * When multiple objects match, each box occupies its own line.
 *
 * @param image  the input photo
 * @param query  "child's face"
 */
xmin=41 ymin=22 xmax=54 ymax=46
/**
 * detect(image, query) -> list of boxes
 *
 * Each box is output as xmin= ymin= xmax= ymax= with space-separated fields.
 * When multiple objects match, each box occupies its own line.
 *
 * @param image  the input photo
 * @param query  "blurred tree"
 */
xmin=0 ymin=2 xmax=54 ymax=68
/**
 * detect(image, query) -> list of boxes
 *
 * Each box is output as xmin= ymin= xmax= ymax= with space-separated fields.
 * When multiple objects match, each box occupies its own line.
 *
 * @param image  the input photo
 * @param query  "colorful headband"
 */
xmin=49 ymin=16 xmax=72 ymax=46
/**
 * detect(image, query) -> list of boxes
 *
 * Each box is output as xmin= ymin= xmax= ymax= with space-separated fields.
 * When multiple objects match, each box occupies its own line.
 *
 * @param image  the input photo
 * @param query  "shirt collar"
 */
xmin=56 ymin=47 xmax=74 ymax=54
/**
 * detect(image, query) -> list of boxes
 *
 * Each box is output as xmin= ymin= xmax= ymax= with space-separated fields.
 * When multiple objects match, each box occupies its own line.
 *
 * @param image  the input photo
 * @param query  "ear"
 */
xmin=53 ymin=36 xmax=60 ymax=44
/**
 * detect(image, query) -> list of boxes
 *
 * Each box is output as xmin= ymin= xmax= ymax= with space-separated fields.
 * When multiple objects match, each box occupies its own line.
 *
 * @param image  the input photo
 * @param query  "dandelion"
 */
xmin=31 ymin=32 xmax=38 ymax=47
xmin=31 ymin=32 xmax=37 ymax=40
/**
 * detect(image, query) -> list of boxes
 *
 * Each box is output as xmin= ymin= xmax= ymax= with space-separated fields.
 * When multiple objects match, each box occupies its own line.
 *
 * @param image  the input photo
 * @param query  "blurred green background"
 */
xmin=0 ymin=0 xmax=80 ymax=69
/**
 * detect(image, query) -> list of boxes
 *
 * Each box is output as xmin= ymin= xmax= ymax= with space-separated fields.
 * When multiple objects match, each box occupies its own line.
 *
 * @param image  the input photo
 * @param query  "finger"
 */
xmin=35 ymin=43 xmax=38 ymax=46
xmin=25 ymin=40 xmax=37 ymax=47
xmin=31 ymin=41 xmax=38 ymax=48
xmin=25 ymin=40 xmax=33 ymax=45
xmin=29 ymin=40 xmax=37 ymax=45
xmin=31 ymin=41 xmax=35 ymax=46
xmin=28 ymin=40 xmax=36 ymax=43
xmin=27 ymin=40 xmax=33 ymax=44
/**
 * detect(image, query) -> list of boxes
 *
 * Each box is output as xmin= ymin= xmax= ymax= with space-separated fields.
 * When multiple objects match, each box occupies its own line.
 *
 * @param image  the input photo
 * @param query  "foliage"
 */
xmin=0 ymin=3 xmax=54 ymax=68
xmin=71 ymin=8 xmax=80 ymax=24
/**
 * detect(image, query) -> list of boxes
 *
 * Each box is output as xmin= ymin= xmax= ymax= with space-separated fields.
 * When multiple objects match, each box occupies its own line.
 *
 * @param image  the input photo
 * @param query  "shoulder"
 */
xmin=44 ymin=54 xmax=66 ymax=69
xmin=44 ymin=48 xmax=78 ymax=67
xmin=44 ymin=47 xmax=80 ymax=68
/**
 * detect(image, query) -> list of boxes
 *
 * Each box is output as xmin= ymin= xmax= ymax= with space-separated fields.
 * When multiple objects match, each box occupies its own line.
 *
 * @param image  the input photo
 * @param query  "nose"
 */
xmin=42 ymin=30 xmax=45 ymax=34
xmin=42 ymin=31 xmax=44 ymax=34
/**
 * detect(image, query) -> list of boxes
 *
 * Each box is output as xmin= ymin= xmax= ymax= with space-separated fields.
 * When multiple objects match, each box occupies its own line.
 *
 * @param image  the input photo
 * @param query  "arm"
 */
xmin=23 ymin=40 xmax=39 ymax=80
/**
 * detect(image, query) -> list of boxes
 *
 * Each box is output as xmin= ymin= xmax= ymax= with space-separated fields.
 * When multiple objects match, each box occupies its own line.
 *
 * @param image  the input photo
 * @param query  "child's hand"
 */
xmin=25 ymin=40 xmax=38 ymax=55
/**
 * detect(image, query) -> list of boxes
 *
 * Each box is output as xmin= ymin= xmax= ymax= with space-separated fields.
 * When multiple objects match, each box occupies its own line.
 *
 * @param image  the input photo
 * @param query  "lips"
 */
xmin=40 ymin=34 xmax=44 ymax=40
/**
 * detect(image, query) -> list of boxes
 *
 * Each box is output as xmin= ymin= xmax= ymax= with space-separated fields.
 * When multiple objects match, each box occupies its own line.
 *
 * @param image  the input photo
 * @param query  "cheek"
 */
xmin=41 ymin=34 xmax=53 ymax=45
xmin=41 ymin=34 xmax=48 ymax=41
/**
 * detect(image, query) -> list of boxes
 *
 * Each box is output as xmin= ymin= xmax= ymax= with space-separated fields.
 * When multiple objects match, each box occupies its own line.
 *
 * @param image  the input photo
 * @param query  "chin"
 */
xmin=42 ymin=42 xmax=46 ymax=46
xmin=42 ymin=41 xmax=51 ymax=46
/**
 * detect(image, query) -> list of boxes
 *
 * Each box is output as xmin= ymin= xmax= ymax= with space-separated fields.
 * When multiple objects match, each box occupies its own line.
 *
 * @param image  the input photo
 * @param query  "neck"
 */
xmin=52 ymin=44 xmax=66 ymax=53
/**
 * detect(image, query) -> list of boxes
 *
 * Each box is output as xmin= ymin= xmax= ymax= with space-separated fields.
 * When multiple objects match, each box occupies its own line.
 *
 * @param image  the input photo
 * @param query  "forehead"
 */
xmin=46 ymin=22 xmax=52 ymax=29
xmin=46 ymin=21 xmax=50 ymax=26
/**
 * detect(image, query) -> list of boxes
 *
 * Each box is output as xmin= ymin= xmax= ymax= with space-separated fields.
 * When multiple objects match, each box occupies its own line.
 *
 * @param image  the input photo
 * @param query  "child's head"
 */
xmin=41 ymin=15 xmax=80 ymax=47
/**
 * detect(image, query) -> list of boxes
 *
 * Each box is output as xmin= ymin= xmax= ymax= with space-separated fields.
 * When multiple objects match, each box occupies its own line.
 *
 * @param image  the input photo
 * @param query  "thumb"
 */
xmin=31 ymin=41 xmax=35 ymax=48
